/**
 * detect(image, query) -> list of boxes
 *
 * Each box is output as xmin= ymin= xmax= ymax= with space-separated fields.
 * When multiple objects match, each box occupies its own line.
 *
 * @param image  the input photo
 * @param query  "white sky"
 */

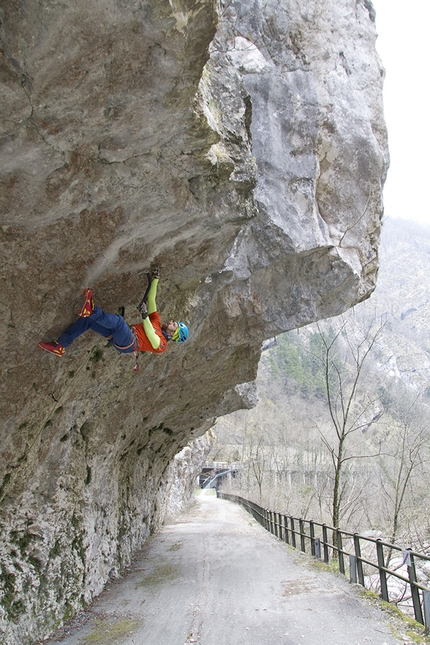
xmin=371 ymin=0 xmax=430 ymax=226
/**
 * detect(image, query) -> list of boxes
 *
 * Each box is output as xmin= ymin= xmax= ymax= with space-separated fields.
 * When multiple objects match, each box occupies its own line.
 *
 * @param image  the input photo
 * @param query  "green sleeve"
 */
xmin=142 ymin=316 xmax=161 ymax=350
xmin=147 ymin=278 xmax=158 ymax=315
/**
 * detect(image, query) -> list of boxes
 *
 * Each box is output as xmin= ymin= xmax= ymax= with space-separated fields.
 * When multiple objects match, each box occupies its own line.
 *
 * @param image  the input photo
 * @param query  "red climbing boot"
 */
xmin=79 ymin=288 xmax=94 ymax=317
xmin=38 ymin=340 xmax=66 ymax=356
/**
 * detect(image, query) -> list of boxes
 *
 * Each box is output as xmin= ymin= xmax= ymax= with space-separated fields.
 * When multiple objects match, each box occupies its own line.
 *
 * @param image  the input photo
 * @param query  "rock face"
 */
xmin=0 ymin=1 xmax=387 ymax=643
xmin=160 ymin=432 xmax=215 ymax=518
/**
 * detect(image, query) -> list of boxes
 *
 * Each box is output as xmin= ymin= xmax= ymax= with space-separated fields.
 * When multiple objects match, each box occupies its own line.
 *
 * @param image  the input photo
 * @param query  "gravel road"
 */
xmin=43 ymin=490 xmax=420 ymax=645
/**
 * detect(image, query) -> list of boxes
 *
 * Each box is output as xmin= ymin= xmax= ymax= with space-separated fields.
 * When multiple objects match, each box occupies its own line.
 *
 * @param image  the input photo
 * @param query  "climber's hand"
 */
xmin=151 ymin=265 xmax=160 ymax=280
xmin=138 ymin=300 xmax=148 ymax=319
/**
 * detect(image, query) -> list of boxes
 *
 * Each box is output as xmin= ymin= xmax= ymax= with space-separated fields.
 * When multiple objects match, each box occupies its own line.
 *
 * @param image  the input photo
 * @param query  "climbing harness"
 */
xmin=111 ymin=328 xmax=141 ymax=373
xmin=113 ymin=339 xmax=135 ymax=352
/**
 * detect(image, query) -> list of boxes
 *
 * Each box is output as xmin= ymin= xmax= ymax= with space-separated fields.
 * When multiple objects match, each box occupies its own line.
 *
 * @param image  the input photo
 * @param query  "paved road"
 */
xmin=45 ymin=491 xmax=418 ymax=645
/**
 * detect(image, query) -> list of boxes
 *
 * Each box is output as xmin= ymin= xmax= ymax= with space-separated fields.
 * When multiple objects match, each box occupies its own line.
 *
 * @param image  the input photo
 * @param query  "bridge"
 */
xmin=198 ymin=461 xmax=240 ymax=489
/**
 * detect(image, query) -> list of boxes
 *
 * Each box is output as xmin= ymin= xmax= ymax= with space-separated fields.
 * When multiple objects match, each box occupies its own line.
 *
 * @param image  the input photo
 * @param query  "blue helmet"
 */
xmin=172 ymin=321 xmax=189 ymax=343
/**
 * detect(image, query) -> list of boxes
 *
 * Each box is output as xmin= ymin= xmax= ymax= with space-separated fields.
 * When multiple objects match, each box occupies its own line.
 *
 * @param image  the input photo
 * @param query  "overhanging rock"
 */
xmin=0 ymin=1 xmax=387 ymax=643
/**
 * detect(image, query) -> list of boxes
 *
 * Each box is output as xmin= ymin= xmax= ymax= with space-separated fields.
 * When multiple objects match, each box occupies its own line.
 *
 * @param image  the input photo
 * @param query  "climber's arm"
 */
xmin=137 ymin=268 xmax=161 ymax=348
xmin=147 ymin=277 xmax=158 ymax=315
xmin=142 ymin=316 xmax=161 ymax=350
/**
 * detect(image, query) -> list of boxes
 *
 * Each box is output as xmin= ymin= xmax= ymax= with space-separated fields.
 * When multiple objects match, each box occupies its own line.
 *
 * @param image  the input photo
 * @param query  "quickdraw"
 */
xmin=132 ymin=329 xmax=140 ymax=373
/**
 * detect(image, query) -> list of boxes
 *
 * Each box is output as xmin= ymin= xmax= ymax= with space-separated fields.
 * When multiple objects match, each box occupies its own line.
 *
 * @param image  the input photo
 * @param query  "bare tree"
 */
xmin=250 ymin=436 xmax=266 ymax=501
xmin=316 ymin=314 xmax=385 ymax=531
xmin=377 ymin=396 xmax=430 ymax=563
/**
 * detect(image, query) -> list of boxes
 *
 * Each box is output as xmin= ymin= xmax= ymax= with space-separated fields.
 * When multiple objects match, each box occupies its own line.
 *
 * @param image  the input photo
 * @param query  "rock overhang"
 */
xmin=0 ymin=1 xmax=387 ymax=643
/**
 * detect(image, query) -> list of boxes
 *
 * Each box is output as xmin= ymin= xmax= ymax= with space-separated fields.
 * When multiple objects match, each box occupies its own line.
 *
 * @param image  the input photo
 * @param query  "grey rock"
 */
xmin=0 ymin=0 xmax=387 ymax=643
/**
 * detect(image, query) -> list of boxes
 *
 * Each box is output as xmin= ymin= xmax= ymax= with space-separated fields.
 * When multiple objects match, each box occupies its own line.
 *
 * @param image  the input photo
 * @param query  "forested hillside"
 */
xmin=211 ymin=218 xmax=430 ymax=550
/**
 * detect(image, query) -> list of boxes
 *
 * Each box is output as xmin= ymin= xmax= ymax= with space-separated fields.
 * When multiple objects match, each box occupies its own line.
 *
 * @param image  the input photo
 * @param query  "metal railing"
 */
xmin=217 ymin=491 xmax=430 ymax=629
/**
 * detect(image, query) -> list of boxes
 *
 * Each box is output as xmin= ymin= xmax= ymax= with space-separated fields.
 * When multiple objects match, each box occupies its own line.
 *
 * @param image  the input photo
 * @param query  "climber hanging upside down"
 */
xmin=38 ymin=267 xmax=189 ymax=364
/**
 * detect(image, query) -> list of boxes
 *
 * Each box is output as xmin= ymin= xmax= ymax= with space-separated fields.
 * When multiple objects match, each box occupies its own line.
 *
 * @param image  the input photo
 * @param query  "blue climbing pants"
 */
xmin=58 ymin=306 xmax=135 ymax=354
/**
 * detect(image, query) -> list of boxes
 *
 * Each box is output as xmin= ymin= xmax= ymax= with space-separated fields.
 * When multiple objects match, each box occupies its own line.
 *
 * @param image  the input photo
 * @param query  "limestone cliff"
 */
xmin=0 ymin=0 xmax=387 ymax=643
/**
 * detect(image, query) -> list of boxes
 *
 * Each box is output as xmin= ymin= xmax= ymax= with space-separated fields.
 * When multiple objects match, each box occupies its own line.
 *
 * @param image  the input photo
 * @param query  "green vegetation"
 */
xmin=82 ymin=618 xmax=140 ymax=644
xmin=89 ymin=347 xmax=104 ymax=363
xmin=10 ymin=530 xmax=34 ymax=552
xmin=85 ymin=466 xmax=92 ymax=485
xmin=268 ymin=331 xmax=329 ymax=398
xmin=135 ymin=563 xmax=180 ymax=587
xmin=1 ymin=572 xmax=26 ymax=623
xmin=0 ymin=472 xmax=12 ymax=499
xmin=49 ymin=540 xmax=62 ymax=559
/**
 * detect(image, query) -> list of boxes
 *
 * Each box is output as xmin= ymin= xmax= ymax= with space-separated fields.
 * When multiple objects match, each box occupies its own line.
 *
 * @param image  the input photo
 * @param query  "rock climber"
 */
xmin=38 ymin=267 xmax=189 ymax=364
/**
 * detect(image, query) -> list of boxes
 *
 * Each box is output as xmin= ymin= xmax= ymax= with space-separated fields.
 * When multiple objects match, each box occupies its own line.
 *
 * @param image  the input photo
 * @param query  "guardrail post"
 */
xmin=322 ymin=524 xmax=329 ymax=563
xmin=407 ymin=552 xmax=424 ymax=625
xmin=258 ymin=504 xmax=264 ymax=527
xmin=310 ymin=521 xmax=315 ymax=556
xmin=337 ymin=530 xmax=345 ymax=575
xmin=353 ymin=534 xmax=365 ymax=586
xmin=275 ymin=512 xmax=279 ymax=538
xmin=349 ymin=555 xmax=357 ymax=584
xmin=299 ymin=518 xmax=306 ymax=553
xmin=423 ymin=590 xmax=430 ymax=634
xmin=279 ymin=514 xmax=284 ymax=541
xmin=291 ymin=517 xmax=296 ymax=549
xmin=284 ymin=515 xmax=290 ymax=544
xmin=315 ymin=538 xmax=321 ymax=560
xmin=376 ymin=539 xmax=389 ymax=602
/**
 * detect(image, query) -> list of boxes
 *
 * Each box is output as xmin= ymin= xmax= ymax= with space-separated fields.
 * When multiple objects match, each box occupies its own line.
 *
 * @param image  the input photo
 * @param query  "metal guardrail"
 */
xmin=203 ymin=461 xmax=241 ymax=471
xmin=217 ymin=491 xmax=430 ymax=629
